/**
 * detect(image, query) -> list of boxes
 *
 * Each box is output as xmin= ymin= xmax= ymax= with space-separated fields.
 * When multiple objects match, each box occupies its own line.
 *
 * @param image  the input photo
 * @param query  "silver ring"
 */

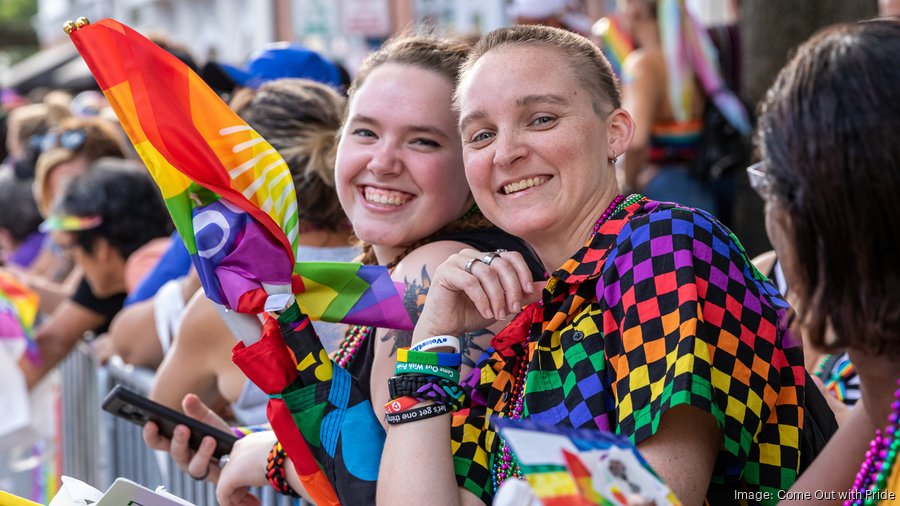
xmin=464 ymin=258 xmax=483 ymax=274
xmin=483 ymin=252 xmax=501 ymax=266
xmin=218 ymin=454 xmax=230 ymax=469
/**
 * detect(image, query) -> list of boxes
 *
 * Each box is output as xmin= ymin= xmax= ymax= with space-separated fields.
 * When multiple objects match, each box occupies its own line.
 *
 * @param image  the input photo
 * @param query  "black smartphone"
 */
xmin=102 ymin=384 xmax=237 ymax=458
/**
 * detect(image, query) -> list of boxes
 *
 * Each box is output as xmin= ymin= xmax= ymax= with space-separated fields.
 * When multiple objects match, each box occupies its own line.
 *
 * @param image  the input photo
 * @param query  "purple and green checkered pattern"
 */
xmin=451 ymin=199 xmax=808 ymax=505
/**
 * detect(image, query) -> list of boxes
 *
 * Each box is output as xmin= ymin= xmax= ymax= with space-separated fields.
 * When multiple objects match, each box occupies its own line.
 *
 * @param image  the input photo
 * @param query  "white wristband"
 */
xmin=411 ymin=335 xmax=460 ymax=353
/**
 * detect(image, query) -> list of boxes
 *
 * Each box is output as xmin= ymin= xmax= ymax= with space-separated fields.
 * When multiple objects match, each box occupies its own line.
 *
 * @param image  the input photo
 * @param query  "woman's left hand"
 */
xmin=414 ymin=248 xmax=543 ymax=339
xmin=215 ymin=431 xmax=276 ymax=506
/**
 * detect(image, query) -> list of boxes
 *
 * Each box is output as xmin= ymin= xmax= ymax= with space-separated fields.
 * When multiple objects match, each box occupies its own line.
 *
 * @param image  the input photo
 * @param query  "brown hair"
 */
xmin=756 ymin=18 xmax=900 ymax=358
xmin=343 ymin=34 xmax=490 ymax=266
xmin=233 ymin=78 xmax=348 ymax=231
xmin=455 ymin=24 xmax=621 ymax=115
xmin=347 ymin=33 xmax=472 ymax=109
xmin=34 ymin=116 xmax=127 ymax=215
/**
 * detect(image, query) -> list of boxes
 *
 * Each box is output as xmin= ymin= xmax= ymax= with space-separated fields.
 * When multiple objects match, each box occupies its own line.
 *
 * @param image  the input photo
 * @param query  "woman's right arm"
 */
xmin=377 ymin=248 xmax=539 ymax=506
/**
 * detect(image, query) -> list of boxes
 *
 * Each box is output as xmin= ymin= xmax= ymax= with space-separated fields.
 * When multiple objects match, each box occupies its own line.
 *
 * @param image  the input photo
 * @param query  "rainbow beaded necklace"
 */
xmin=490 ymin=194 xmax=642 ymax=492
xmin=844 ymin=377 xmax=900 ymax=506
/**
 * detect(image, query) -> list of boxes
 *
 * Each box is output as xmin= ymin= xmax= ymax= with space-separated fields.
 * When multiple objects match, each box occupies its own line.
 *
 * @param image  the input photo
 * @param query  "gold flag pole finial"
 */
xmin=63 ymin=16 xmax=90 ymax=34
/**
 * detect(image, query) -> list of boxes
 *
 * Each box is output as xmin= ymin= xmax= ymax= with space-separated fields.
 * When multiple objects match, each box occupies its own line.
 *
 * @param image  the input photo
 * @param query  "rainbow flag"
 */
xmin=494 ymin=418 xmax=681 ymax=506
xmin=0 ymin=272 xmax=40 ymax=364
xmin=66 ymin=18 xmax=412 ymax=329
xmin=593 ymin=15 xmax=634 ymax=79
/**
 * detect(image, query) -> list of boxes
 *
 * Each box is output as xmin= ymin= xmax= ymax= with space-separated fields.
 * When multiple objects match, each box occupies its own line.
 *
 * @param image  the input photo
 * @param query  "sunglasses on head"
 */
xmin=38 ymin=129 xmax=87 ymax=153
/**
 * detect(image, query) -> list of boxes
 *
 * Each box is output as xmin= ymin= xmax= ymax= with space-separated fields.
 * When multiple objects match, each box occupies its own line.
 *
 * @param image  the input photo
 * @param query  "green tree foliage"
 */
xmin=0 ymin=0 xmax=38 ymax=58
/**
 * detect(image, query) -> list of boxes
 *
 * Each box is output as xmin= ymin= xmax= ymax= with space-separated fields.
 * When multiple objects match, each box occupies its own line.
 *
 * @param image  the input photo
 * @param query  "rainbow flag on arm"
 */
xmin=65 ymin=17 xmax=412 ymax=330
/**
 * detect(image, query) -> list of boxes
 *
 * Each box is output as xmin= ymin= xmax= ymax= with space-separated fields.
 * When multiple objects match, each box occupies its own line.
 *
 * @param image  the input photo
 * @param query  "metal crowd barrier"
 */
xmin=59 ymin=342 xmax=299 ymax=506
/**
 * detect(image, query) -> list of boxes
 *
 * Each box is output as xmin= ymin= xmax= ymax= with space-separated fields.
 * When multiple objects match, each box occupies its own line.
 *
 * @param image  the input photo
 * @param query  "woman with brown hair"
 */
xmin=753 ymin=18 xmax=900 ymax=504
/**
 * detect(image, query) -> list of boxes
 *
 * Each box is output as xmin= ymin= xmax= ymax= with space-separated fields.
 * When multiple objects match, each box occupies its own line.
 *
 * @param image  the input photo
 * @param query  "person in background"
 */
xmin=619 ymin=0 xmax=748 ymax=224
xmin=3 ymin=116 xmax=127 ymax=316
xmin=0 ymin=171 xmax=44 ymax=269
xmin=202 ymin=42 xmax=344 ymax=97
xmin=18 ymin=158 xmax=171 ymax=389
xmin=753 ymin=19 xmax=900 ymax=504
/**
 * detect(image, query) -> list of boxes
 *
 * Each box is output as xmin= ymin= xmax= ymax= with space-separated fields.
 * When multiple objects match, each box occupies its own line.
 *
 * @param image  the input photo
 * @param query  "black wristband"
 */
xmin=384 ymin=402 xmax=450 ymax=425
xmin=388 ymin=374 xmax=457 ymax=399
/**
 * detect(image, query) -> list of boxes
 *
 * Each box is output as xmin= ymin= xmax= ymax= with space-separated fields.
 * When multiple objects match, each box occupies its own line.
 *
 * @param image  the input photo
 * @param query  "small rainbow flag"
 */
xmin=0 ymin=272 xmax=40 ymax=364
xmin=66 ymin=18 xmax=412 ymax=330
xmin=593 ymin=15 xmax=634 ymax=79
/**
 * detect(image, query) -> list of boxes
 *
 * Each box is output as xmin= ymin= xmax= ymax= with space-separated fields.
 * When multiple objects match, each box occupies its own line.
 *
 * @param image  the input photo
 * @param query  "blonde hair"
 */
xmin=233 ymin=78 xmax=348 ymax=230
xmin=456 ymin=24 xmax=621 ymax=115
xmin=33 ymin=116 xmax=126 ymax=216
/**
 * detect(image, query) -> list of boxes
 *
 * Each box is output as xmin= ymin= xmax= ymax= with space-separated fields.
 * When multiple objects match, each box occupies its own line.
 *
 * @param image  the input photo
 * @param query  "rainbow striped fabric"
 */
xmin=0 ymin=272 xmax=39 ymax=364
xmin=593 ymin=15 xmax=634 ymax=79
xmin=657 ymin=0 xmax=750 ymax=134
xmin=67 ymin=19 xmax=411 ymax=330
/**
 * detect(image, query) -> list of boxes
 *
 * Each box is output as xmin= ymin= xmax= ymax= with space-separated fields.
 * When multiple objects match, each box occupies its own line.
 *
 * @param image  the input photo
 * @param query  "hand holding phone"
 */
xmin=102 ymin=384 xmax=237 ymax=458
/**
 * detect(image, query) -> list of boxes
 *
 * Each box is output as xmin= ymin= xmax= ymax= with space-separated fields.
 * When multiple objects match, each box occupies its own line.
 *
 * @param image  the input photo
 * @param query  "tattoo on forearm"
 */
xmin=459 ymin=329 xmax=491 ymax=368
xmin=381 ymin=265 xmax=430 ymax=357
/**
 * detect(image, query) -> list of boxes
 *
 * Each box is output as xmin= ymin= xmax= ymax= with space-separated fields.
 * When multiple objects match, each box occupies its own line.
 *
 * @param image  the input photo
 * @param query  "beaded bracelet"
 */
xmin=396 ymin=347 xmax=461 ymax=367
xmin=385 ymin=402 xmax=450 ymax=425
xmin=266 ymin=441 xmax=300 ymax=498
xmin=411 ymin=335 xmax=461 ymax=353
xmin=394 ymin=361 xmax=460 ymax=382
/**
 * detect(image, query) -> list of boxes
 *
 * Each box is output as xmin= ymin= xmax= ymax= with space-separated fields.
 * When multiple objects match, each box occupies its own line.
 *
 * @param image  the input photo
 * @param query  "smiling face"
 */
xmin=458 ymin=44 xmax=630 ymax=265
xmin=335 ymin=63 xmax=471 ymax=261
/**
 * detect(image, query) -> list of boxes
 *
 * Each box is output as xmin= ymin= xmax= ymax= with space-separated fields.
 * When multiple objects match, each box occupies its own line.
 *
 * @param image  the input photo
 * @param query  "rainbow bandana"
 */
xmin=38 ymin=214 xmax=102 ymax=233
xmin=66 ymin=18 xmax=412 ymax=330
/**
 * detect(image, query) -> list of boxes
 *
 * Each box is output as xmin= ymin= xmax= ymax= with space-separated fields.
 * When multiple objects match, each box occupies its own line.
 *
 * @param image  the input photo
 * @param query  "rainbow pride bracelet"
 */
xmin=397 ymin=347 xmax=461 ymax=367
xmin=394 ymin=361 xmax=459 ymax=382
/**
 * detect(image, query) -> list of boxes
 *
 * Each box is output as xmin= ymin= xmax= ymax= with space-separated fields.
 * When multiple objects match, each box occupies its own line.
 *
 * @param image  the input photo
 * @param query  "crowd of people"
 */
xmin=1 ymin=2 xmax=898 ymax=505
